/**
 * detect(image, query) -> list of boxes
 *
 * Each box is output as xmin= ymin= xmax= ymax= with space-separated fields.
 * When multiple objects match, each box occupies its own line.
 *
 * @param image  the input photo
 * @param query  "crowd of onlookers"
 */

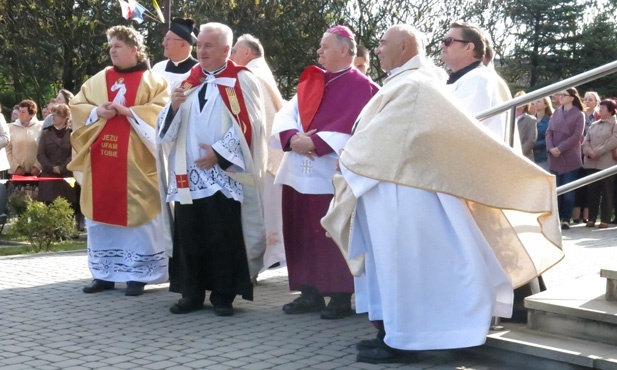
xmin=0 ymin=89 xmax=83 ymax=231
xmin=521 ymin=88 xmax=617 ymax=230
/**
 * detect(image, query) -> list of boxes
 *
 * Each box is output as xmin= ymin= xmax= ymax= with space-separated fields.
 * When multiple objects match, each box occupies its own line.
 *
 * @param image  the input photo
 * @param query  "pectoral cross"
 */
xmin=176 ymin=174 xmax=189 ymax=188
xmin=301 ymin=159 xmax=313 ymax=174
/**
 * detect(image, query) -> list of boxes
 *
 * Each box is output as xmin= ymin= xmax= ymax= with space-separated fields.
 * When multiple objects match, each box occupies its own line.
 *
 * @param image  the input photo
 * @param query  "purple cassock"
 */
xmin=278 ymin=66 xmax=379 ymax=295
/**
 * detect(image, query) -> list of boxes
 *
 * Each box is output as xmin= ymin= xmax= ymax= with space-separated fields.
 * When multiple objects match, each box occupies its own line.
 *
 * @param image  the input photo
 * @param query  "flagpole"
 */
xmin=164 ymin=0 xmax=170 ymax=25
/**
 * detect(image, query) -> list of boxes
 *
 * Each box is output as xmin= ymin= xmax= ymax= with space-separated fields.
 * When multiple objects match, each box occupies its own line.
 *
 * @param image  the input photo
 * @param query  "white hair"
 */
xmin=323 ymin=32 xmax=356 ymax=56
xmin=199 ymin=22 xmax=233 ymax=47
xmin=388 ymin=24 xmax=426 ymax=56
xmin=237 ymin=34 xmax=264 ymax=57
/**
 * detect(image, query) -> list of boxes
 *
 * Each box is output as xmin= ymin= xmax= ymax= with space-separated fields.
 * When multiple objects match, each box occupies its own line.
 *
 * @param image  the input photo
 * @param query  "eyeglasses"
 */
xmin=163 ymin=37 xmax=184 ymax=42
xmin=441 ymin=37 xmax=470 ymax=47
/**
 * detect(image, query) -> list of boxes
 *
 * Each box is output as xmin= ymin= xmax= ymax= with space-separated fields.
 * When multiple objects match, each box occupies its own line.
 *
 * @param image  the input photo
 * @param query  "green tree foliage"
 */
xmin=573 ymin=13 xmax=617 ymax=98
xmin=501 ymin=0 xmax=588 ymax=88
xmin=0 ymin=0 xmax=129 ymax=116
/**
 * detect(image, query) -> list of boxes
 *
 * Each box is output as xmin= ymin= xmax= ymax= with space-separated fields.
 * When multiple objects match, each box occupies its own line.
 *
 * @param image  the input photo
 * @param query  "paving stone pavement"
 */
xmin=0 ymin=223 xmax=615 ymax=370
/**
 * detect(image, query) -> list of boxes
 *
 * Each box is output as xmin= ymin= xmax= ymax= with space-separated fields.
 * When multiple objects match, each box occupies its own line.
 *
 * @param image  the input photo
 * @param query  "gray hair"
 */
xmin=200 ymin=22 xmax=233 ymax=47
xmin=324 ymin=32 xmax=357 ymax=56
xmin=237 ymin=34 xmax=264 ymax=57
xmin=388 ymin=24 xmax=426 ymax=56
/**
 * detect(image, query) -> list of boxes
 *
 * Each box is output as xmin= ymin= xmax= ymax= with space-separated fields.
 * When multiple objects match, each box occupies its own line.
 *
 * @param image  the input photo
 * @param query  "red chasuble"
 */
xmin=181 ymin=60 xmax=253 ymax=147
xmin=90 ymin=69 xmax=144 ymax=226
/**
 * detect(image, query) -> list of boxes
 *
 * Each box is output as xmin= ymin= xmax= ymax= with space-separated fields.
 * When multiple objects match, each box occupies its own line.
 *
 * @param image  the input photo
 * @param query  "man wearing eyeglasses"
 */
xmin=441 ymin=21 xmax=512 ymax=145
xmin=152 ymin=18 xmax=198 ymax=87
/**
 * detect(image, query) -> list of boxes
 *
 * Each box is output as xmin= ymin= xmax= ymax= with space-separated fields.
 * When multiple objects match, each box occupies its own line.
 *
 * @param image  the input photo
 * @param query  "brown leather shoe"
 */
xmin=586 ymin=221 xmax=595 ymax=227
xmin=599 ymin=223 xmax=609 ymax=229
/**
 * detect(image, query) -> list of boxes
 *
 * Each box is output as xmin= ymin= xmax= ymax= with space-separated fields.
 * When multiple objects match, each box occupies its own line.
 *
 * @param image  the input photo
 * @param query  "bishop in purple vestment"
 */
xmin=270 ymin=25 xmax=379 ymax=320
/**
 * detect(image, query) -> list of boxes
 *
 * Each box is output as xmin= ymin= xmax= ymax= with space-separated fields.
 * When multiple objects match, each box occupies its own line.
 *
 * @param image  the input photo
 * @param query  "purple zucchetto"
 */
xmin=326 ymin=25 xmax=355 ymax=40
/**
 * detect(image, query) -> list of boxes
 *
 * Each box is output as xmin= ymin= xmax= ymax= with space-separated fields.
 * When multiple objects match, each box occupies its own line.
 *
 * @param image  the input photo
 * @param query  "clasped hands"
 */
xmin=290 ymin=129 xmax=317 ymax=160
xmin=14 ymin=166 xmax=40 ymax=176
xmin=97 ymin=102 xmax=133 ymax=120
xmin=549 ymin=147 xmax=561 ymax=158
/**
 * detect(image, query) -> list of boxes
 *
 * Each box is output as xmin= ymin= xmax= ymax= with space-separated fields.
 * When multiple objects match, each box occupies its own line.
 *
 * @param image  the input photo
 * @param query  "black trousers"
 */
xmin=169 ymin=192 xmax=253 ymax=305
xmin=585 ymin=169 xmax=614 ymax=223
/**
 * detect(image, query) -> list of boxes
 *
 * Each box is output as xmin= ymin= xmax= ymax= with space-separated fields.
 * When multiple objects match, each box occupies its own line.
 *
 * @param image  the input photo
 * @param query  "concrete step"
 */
xmin=601 ymin=269 xmax=617 ymax=301
xmin=525 ymin=274 xmax=617 ymax=345
xmin=481 ymin=323 xmax=617 ymax=369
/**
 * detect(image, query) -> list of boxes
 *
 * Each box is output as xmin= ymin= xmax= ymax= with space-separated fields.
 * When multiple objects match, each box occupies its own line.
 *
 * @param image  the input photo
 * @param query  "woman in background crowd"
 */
xmin=533 ymin=97 xmax=553 ymax=171
xmin=43 ymin=89 xmax=75 ymax=129
xmin=573 ymin=91 xmax=603 ymax=223
xmin=513 ymin=91 xmax=538 ymax=162
xmin=546 ymin=87 xmax=585 ymax=230
xmin=581 ymin=99 xmax=617 ymax=228
xmin=36 ymin=103 xmax=82 ymax=229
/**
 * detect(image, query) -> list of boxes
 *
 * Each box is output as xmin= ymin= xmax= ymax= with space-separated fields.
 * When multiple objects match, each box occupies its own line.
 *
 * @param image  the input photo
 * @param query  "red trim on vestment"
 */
xmin=175 ymin=174 xmax=189 ymax=189
xmin=297 ymin=66 xmax=326 ymax=132
xmin=180 ymin=60 xmax=253 ymax=147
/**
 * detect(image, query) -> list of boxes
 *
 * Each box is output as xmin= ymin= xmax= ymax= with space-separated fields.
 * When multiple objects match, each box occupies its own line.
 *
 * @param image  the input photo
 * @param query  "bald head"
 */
xmin=375 ymin=24 xmax=424 ymax=73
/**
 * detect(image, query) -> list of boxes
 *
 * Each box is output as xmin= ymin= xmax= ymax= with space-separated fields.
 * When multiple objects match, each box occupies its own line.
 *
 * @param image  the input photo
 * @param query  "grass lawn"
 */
xmin=0 ymin=239 xmax=86 ymax=257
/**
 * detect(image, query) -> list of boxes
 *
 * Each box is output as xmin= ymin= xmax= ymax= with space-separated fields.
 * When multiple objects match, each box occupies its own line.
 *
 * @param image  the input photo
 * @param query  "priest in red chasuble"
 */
xmin=68 ymin=26 xmax=170 ymax=297
xmin=157 ymin=22 xmax=267 ymax=317
xmin=270 ymin=25 xmax=379 ymax=319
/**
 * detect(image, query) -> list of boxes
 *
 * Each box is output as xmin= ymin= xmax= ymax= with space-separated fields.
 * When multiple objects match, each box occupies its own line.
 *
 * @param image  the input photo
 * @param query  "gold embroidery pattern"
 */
xmin=226 ymin=87 xmax=247 ymax=135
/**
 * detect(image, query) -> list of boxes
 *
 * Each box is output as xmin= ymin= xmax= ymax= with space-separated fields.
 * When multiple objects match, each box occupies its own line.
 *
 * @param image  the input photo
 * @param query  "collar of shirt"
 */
xmin=171 ymin=55 xmax=193 ymax=67
xmin=446 ymin=60 xmax=482 ymax=85
xmin=202 ymin=64 xmax=227 ymax=76
xmin=389 ymin=65 xmax=405 ymax=76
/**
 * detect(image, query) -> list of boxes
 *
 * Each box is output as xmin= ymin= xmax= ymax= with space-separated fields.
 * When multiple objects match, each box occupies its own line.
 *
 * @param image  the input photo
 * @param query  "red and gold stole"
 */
xmin=180 ymin=60 xmax=253 ymax=147
xmin=217 ymin=60 xmax=252 ymax=147
xmin=90 ymin=69 xmax=144 ymax=226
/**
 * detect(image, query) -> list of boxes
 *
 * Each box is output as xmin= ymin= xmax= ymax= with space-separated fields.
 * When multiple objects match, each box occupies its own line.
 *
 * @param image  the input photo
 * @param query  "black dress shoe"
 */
xmin=282 ymin=293 xmax=325 ymax=314
xmin=169 ymin=298 xmax=204 ymax=314
xmin=356 ymin=331 xmax=386 ymax=351
xmin=213 ymin=305 xmax=234 ymax=317
xmin=320 ymin=296 xmax=353 ymax=319
xmin=83 ymin=279 xmax=115 ymax=293
xmin=357 ymin=344 xmax=417 ymax=364
xmin=125 ymin=281 xmax=146 ymax=296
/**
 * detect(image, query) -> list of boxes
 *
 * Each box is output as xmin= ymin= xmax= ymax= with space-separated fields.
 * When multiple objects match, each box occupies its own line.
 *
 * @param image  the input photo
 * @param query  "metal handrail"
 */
xmin=473 ymin=59 xmax=617 ymax=195
xmin=476 ymin=60 xmax=617 ymax=122
xmin=556 ymin=165 xmax=617 ymax=196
